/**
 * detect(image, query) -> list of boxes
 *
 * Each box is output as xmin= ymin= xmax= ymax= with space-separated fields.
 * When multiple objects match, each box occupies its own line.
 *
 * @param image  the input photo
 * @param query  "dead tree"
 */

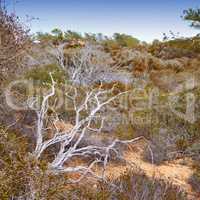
xmin=50 ymin=43 xmax=119 ymax=86
xmin=28 ymin=73 xmax=152 ymax=182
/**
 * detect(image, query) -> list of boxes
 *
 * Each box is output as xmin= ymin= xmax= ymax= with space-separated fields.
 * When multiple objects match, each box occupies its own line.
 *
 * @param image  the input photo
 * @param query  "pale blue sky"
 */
xmin=7 ymin=0 xmax=200 ymax=42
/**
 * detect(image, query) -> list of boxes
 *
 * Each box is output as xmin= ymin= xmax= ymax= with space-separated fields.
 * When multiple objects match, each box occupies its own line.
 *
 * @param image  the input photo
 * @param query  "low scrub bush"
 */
xmin=66 ymin=169 xmax=187 ymax=200
xmin=0 ymin=127 xmax=68 ymax=200
xmin=25 ymin=64 xmax=66 ymax=84
xmin=189 ymin=161 xmax=200 ymax=194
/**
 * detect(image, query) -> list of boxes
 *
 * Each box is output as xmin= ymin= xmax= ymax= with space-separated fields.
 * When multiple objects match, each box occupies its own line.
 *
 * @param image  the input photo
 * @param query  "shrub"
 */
xmin=0 ymin=9 xmax=30 ymax=86
xmin=66 ymin=169 xmax=187 ymax=200
xmin=0 ymin=127 xmax=189 ymax=200
xmin=115 ymin=124 xmax=136 ymax=140
xmin=25 ymin=64 xmax=66 ymax=84
xmin=0 ymin=127 xmax=68 ymax=200
xmin=114 ymin=169 xmax=187 ymax=200
xmin=189 ymin=161 xmax=200 ymax=194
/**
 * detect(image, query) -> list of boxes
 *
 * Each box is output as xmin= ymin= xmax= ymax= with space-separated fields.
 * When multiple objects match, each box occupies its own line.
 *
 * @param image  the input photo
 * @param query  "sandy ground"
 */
xmin=102 ymin=144 xmax=199 ymax=199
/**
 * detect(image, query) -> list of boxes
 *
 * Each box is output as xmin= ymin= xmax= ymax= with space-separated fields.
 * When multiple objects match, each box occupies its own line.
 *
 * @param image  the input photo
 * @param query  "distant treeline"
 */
xmin=34 ymin=29 xmax=141 ymax=48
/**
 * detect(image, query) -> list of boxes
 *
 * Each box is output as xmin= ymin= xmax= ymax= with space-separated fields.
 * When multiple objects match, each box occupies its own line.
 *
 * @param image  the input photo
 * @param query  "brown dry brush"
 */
xmin=64 ymin=169 xmax=187 ymax=200
xmin=0 ymin=127 xmax=70 ymax=200
xmin=0 ymin=9 xmax=30 ymax=86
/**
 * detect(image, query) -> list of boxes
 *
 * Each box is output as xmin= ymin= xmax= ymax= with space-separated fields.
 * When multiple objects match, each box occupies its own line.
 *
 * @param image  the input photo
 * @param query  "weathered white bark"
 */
xmin=28 ymin=73 xmax=152 ymax=182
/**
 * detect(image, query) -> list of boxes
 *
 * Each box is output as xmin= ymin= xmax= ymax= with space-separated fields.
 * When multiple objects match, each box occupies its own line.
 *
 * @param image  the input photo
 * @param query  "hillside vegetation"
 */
xmin=0 ymin=6 xmax=200 ymax=200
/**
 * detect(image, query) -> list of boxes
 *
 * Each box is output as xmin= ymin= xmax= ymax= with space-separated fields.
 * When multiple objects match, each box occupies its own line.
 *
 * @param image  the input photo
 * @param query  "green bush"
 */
xmin=115 ymin=124 xmax=136 ymax=140
xmin=25 ymin=64 xmax=67 ymax=84
xmin=167 ymin=37 xmax=200 ymax=53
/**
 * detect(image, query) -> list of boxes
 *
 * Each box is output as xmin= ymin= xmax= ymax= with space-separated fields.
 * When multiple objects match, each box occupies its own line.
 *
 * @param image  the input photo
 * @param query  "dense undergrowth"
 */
xmin=0 ymin=128 xmax=188 ymax=200
xmin=1 ymin=6 xmax=200 ymax=199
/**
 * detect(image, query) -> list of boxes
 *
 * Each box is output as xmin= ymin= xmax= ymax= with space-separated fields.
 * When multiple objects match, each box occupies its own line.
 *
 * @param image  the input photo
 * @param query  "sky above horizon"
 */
xmin=8 ymin=0 xmax=200 ymax=42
